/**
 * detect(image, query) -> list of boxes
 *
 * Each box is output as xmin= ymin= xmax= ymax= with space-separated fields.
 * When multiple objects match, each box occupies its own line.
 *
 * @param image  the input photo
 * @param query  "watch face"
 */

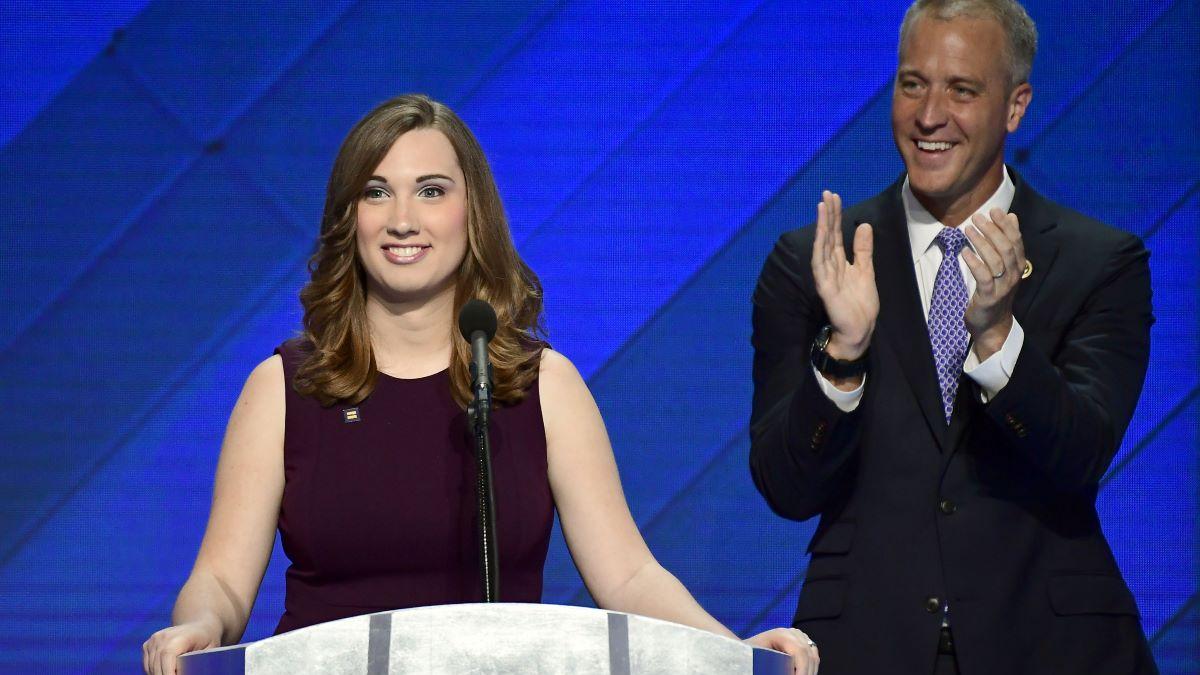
xmin=815 ymin=325 xmax=832 ymax=351
xmin=811 ymin=325 xmax=867 ymax=378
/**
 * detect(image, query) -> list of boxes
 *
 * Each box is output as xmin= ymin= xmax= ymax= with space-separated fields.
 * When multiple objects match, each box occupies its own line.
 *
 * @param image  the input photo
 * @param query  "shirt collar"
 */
xmin=902 ymin=166 xmax=1016 ymax=262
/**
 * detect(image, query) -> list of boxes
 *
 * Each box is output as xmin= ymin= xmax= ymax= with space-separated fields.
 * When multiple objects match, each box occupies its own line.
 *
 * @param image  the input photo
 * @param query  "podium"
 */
xmin=179 ymin=603 xmax=792 ymax=674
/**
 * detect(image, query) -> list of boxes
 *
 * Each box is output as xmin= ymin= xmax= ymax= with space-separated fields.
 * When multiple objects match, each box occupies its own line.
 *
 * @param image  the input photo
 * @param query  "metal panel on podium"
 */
xmin=178 ymin=603 xmax=791 ymax=674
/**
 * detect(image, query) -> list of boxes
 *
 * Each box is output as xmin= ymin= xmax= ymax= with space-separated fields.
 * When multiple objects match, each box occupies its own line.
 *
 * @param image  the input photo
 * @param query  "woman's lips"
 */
xmin=382 ymin=245 xmax=430 ymax=264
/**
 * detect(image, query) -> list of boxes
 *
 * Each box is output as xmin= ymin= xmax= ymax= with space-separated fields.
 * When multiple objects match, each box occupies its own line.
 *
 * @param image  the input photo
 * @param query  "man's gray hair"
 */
xmin=899 ymin=0 xmax=1038 ymax=87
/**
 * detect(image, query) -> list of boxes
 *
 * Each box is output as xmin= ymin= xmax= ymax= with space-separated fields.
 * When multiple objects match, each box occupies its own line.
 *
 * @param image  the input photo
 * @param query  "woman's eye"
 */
xmin=418 ymin=185 xmax=445 ymax=199
xmin=363 ymin=187 xmax=388 ymax=200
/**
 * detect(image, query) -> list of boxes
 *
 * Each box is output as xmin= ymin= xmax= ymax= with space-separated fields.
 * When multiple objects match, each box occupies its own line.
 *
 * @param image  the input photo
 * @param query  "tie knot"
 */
xmin=937 ymin=227 xmax=967 ymax=256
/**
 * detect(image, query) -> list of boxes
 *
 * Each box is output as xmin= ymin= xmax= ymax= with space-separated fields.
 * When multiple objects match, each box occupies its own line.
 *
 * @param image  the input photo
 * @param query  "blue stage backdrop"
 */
xmin=1 ymin=1 xmax=1196 ymax=672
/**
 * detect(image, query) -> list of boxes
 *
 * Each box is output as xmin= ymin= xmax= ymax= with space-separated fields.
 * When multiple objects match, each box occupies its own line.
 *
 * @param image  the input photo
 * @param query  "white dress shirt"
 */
xmin=817 ymin=168 xmax=1025 ymax=412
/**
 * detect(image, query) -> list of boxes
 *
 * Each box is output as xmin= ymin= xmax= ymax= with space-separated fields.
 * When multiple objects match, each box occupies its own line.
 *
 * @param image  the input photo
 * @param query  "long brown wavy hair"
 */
xmin=294 ymin=94 xmax=547 ymax=408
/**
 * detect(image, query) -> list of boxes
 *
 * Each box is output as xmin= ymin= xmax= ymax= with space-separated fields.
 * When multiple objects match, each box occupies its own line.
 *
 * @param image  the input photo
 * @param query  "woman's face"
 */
xmin=355 ymin=128 xmax=469 ymax=305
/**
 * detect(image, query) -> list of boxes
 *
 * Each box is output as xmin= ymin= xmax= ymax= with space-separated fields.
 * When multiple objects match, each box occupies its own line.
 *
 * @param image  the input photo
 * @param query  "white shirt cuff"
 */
xmin=813 ymin=366 xmax=865 ymax=412
xmin=964 ymin=318 xmax=1024 ymax=402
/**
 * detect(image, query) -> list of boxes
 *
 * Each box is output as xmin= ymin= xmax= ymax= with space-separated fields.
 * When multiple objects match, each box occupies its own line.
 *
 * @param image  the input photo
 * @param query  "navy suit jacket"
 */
xmin=750 ymin=169 xmax=1158 ymax=674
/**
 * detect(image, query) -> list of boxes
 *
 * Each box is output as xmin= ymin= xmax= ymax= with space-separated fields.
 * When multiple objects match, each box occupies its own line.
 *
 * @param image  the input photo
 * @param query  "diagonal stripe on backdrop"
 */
xmin=0 ymin=157 xmax=313 ymax=568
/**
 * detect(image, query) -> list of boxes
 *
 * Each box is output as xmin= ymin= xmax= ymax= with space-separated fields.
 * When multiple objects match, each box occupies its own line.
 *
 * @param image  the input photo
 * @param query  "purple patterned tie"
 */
xmin=928 ymin=227 xmax=969 ymax=424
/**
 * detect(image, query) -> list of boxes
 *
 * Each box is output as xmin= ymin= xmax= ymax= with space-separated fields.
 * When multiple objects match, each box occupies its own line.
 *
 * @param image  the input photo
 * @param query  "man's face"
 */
xmin=891 ymin=15 xmax=1031 ymax=217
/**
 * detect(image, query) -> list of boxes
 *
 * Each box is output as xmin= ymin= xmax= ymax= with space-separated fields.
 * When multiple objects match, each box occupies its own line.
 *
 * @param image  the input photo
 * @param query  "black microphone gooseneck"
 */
xmin=457 ymin=299 xmax=499 ymax=603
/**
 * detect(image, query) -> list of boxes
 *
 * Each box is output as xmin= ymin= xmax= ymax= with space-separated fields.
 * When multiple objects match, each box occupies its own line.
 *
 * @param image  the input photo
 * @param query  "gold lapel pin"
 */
xmin=1021 ymin=260 xmax=1033 ymax=279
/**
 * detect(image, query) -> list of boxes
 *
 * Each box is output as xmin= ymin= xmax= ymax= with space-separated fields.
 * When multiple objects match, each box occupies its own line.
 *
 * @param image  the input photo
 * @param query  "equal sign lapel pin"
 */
xmin=342 ymin=407 xmax=361 ymax=423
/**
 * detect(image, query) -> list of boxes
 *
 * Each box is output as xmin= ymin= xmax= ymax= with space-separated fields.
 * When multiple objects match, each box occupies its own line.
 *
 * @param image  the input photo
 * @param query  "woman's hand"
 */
xmin=142 ymin=621 xmax=220 ymax=675
xmin=745 ymin=627 xmax=820 ymax=675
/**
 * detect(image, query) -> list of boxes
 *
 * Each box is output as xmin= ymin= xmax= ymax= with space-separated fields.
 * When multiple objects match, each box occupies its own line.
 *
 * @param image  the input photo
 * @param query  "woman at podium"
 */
xmin=142 ymin=94 xmax=817 ymax=675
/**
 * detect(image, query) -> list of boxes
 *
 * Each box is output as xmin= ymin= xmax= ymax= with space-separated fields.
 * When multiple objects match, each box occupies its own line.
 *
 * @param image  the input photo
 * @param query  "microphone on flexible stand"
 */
xmin=457 ymin=299 xmax=499 ymax=602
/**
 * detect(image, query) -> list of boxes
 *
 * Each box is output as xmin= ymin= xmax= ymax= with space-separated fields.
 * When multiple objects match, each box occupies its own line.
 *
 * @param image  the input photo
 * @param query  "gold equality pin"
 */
xmin=1021 ymin=260 xmax=1033 ymax=279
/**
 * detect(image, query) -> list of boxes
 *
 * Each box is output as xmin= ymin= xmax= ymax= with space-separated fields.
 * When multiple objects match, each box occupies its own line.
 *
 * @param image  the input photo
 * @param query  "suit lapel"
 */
xmin=861 ymin=179 xmax=954 ymax=452
xmin=1007 ymin=168 xmax=1059 ymax=323
xmin=947 ymin=168 xmax=1057 ymax=451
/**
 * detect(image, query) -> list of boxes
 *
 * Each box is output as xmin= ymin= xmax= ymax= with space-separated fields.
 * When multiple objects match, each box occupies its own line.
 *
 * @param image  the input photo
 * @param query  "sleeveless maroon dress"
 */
xmin=273 ymin=339 xmax=554 ymax=634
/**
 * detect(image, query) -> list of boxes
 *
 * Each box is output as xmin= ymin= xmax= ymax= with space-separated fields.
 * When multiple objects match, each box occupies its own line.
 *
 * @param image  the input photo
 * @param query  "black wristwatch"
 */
xmin=810 ymin=325 xmax=869 ymax=378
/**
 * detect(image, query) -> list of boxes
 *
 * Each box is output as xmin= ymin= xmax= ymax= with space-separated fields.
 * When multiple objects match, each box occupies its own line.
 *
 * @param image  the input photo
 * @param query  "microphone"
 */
xmin=457 ymin=298 xmax=500 ymax=602
xmin=458 ymin=299 xmax=497 ymax=429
